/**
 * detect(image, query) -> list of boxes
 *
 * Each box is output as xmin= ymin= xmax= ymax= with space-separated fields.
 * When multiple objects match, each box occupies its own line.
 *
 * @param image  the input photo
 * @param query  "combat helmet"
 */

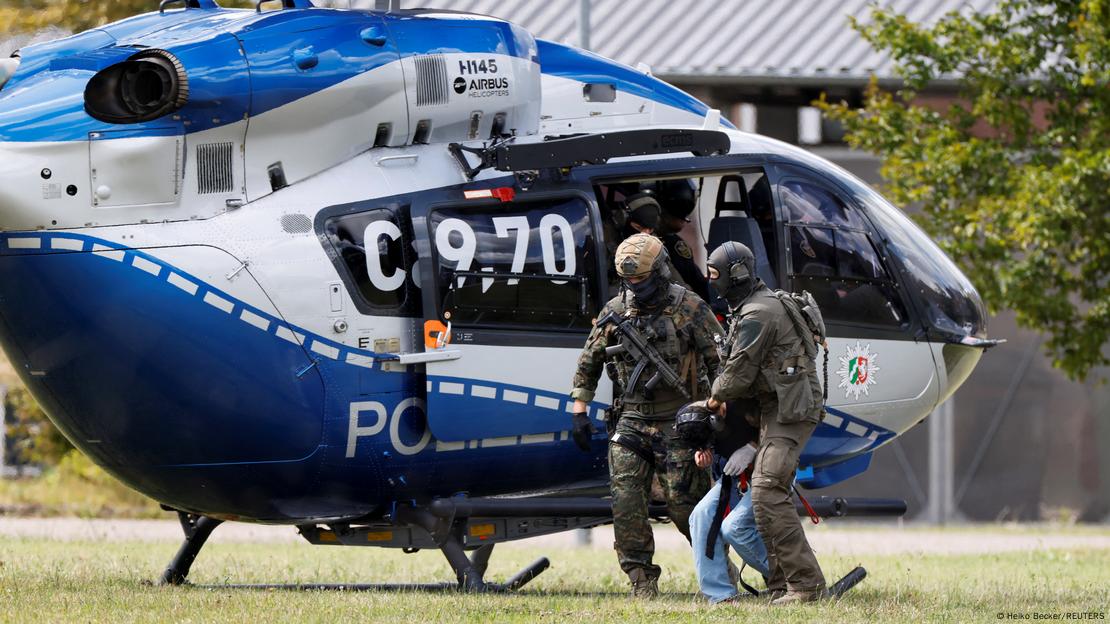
xmin=624 ymin=191 xmax=662 ymax=231
xmin=615 ymin=233 xmax=673 ymax=308
xmin=655 ymin=179 xmax=697 ymax=223
xmin=615 ymin=233 xmax=670 ymax=279
xmin=674 ymin=402 xmax=715 ymax=449
xmin=707 ymin=241 xmax=758 ymax=307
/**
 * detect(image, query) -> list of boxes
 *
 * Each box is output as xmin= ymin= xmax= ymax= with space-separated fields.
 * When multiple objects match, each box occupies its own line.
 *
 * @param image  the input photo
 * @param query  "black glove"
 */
xmin=571 ymin=411 xmax=597 ymax=452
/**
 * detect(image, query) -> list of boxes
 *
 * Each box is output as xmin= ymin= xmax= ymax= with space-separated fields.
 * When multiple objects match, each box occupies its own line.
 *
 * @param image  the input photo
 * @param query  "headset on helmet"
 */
xmin=723 ymin=243 xmax=752 ymax=284
xmin=624 ymin=191 xmax=661 ymax=231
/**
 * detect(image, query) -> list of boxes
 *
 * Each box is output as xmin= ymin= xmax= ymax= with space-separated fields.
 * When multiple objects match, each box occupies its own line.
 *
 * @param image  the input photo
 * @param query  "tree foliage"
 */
xmin=0 ymin=0 xmax=255 ymax=36
xmin=819 ymin=0 xmax=1109 ymax=381
xmin=4 ymin=385 xmax=72 ymax=466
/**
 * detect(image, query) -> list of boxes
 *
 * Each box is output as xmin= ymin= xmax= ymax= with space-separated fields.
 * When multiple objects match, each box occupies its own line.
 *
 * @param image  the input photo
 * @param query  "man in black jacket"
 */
xmin=677 ymin=400 xmax=770 ymax=603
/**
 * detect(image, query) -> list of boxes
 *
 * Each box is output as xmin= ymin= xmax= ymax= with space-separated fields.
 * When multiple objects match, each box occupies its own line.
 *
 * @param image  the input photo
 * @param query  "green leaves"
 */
xmin=820 ymin=0 xmax=1109 ymax=380
xmin=4 ymin=386 xmax=71 ymax=466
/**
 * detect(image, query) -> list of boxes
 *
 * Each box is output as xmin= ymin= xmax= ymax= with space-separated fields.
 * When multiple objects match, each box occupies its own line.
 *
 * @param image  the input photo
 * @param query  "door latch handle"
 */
xmin=435 ymin=321 xmax=452 ymax=349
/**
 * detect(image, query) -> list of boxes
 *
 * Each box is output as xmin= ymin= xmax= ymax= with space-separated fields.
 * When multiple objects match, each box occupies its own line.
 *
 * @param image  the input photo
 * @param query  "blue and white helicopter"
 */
xmin=0 ymin=1 xmax=994 ymax=590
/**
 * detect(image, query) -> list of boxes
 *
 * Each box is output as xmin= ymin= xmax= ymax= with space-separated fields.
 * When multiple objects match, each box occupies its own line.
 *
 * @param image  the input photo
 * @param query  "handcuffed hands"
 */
xmin=694 ymin=449 xmax=713 ymax=469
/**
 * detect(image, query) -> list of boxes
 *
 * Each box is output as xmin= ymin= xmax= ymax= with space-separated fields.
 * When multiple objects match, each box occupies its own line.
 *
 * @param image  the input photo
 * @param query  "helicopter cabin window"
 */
xmin=781 ymin=180 xmax=868 ymax=230
xmin=429 ymin=196 xmax=599 ymax=330
xmin=706 ymin=170 xmax=779 ymax=288
xmin=783 ymin=179 xmax=907 ymax=328
xmin=324 ymin=206 xmax=421 ymax=316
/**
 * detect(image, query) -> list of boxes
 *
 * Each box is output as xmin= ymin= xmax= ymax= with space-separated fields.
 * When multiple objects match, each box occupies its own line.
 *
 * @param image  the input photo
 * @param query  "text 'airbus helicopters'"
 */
xmin=0 ymin=0 xmax=994 ymax=590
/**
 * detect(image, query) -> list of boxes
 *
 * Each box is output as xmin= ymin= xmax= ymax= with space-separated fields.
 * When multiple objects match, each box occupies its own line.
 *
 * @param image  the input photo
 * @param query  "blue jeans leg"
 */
xmin=689 ymin=481 xmax=739 ymax=603
xmin=720 ymin=486 xmax=770 ymax=578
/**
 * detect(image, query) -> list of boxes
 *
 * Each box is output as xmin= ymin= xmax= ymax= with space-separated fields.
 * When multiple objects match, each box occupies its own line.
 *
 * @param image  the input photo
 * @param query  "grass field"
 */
xmin=1 ymin=530 xmax=1107 ymax=623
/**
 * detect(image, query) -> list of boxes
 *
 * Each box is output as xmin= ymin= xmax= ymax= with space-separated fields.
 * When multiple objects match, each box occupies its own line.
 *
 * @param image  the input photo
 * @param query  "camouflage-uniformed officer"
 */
xmin=703 ymin=241 xmax=827 ymax=605
xmin=569 ymin=233 xmax=723 ymax=598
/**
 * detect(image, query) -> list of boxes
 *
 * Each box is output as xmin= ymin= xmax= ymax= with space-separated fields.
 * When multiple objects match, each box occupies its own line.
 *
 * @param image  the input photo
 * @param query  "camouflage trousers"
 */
xmin=609 ymin=415 xmax=711 ymax=579
xmin=752 ymin=415 xmax=826 ymax=592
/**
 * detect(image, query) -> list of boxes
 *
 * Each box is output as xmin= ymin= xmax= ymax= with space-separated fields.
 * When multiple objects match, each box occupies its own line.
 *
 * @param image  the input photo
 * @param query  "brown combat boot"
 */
xmin=628 ymin=568 xmax=659 ymax=599
xmin=769 ymin=585 xmax=827 ymax=606
xmin=760 ymin=587 xmax=787 ymax=601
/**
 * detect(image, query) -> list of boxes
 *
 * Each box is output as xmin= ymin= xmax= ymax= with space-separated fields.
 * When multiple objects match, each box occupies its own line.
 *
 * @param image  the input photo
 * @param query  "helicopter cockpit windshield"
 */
xmin=852 ymin=182 xmax=988 ymax=340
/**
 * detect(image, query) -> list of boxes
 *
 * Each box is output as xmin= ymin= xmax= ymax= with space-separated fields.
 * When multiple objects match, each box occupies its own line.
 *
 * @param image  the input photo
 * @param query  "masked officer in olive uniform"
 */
xmin=703 ymin=241 xmax=827 ymax=605
xmin=569 ymin=233 xmax=723 ymax=598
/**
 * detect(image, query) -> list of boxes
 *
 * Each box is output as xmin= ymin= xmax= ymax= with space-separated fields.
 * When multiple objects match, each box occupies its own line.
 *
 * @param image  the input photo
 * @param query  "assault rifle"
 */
xmin=597 ymin=311 xmax=690 ymax=401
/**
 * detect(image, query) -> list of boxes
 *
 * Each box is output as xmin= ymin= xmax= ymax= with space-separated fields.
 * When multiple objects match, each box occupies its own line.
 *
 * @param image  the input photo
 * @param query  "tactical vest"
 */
xmin=724 ymin=288 xmax=823 ymax=424
xmin=607 ymin=284 xmax=706 ymax=418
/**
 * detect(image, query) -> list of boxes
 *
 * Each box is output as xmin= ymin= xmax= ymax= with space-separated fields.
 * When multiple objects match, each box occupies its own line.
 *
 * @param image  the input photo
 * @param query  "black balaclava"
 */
xmin=707 ymin=242 xmax=758 ymax=309
xmin=627 ymin=262 xmax=671 ymax=310
xmin=616 ymin=233 xmax=672 ymax=310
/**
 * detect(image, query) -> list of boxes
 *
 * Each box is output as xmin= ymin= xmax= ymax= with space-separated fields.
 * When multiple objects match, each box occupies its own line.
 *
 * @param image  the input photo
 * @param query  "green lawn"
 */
xmin=0 ymin=537 xmax=1106 ymax=623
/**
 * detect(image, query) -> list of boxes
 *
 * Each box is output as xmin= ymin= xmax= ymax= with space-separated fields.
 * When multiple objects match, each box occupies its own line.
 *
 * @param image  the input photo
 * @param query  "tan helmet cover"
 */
xmin=615 ymin=233 xmax=665 ymax=278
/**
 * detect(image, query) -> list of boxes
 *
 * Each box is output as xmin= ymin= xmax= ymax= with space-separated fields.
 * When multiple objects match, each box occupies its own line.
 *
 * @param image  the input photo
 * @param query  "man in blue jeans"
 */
xmin=677 ymin=401 xmax=769 ymax=603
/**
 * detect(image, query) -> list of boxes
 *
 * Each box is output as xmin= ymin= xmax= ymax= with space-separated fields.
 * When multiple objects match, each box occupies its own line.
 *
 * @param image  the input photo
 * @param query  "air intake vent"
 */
xmin=414 ymin=54 xmax=449 ymax=107
xmin=281 ymin=213 xmax=312 ymax=234
xmin=197 ymin=142 xmax=234 ymax=194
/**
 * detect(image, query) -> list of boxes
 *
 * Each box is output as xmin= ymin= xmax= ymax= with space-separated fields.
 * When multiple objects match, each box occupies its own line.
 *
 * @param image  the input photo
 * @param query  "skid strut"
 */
xmin=395 ymin=505 xmax=550 ymax=592
xmin=159 ymin=512 xmax=223 ymax=585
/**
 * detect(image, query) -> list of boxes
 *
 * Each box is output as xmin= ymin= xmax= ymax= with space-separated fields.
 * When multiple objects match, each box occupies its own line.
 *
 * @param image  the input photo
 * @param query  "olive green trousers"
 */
xmin=751 ymin=416 xmax=826 ymax=592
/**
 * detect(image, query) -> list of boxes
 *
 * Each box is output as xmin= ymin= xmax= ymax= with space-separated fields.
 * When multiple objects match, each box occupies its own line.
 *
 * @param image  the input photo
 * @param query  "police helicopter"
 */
xmin=0 ymin=1 xmax=995 ymax=591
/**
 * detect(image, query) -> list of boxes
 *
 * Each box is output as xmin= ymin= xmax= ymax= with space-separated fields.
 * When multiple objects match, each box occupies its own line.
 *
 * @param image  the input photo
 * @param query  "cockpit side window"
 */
xmin=428 ymin=196 xmax=600 ymax=331
xmin=324 ymin=206 xmax=422 ymax=317
xmin=782 ymin=180 xmax=868 ymax=229
xmin=782 ymin=178 xmax=908 ymax=328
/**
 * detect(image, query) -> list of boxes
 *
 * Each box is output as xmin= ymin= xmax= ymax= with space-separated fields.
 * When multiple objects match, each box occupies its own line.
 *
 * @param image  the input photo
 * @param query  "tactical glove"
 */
xmin=723 ymin=444 xmax=757 ymax=476
xmin=571 ymin=411 xmax=597 ymax=452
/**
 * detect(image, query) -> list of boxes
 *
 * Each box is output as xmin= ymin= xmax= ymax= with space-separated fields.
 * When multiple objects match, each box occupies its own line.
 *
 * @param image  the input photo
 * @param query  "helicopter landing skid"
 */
xmin=393 ymin=505 xmax=551 ymax=592
xmin=155 ymin=508 xmax=549 ymax=592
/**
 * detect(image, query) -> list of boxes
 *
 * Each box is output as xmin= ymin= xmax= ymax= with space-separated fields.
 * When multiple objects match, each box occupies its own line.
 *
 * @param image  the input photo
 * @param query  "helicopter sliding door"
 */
xmin=411 ymin=183 xmax=608 ymax=443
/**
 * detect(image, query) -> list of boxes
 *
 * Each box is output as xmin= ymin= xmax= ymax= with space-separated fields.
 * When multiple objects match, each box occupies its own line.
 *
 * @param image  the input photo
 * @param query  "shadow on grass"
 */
xmin=189 ymin=583 xmax=696 ymax=599
xmin=185 ymin=584 xmax=889 ymax=607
